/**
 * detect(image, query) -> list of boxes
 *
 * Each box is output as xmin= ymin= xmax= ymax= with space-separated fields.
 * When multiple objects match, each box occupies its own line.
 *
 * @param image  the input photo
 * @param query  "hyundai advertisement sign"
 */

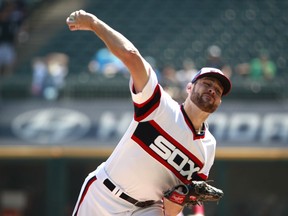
xmin=0 ymin=100 xmax=287 ymax=148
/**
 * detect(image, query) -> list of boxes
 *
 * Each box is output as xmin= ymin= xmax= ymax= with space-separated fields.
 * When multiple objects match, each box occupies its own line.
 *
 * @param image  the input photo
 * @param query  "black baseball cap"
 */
xmin=191 ymin=67 xmax=232 ymax=96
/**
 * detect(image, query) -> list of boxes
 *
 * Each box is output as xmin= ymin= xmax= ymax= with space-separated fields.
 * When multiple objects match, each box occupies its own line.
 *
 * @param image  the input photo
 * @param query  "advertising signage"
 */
xmin=0 ymin=100 xmax=287 ymax=148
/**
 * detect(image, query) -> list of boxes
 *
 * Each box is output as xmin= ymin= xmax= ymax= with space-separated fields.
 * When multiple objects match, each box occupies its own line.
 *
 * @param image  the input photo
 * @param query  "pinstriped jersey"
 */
xmin=104 ymin=67 xmax=216 ymax=201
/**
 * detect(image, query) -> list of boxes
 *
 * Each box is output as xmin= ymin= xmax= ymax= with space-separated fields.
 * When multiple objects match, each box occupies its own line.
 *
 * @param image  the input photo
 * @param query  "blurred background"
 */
xmin=0 ymin=0 xmax=288 ymax=215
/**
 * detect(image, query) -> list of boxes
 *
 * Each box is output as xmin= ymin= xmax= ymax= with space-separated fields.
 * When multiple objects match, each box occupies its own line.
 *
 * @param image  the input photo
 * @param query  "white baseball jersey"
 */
xmin=104 ymin=66 xmax=216 ymax=201
xmin=73 ymin=66 xmax=217 ymax=216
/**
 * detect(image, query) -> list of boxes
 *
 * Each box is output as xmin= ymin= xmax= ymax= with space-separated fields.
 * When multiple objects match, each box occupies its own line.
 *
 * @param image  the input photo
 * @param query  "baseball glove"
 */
xmin=164 ymin=181 xmax=224 ymax=207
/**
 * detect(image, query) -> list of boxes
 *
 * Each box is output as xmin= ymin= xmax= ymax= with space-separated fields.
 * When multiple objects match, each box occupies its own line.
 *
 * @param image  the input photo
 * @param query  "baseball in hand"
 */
xmin=68 ymin=15 xmax=76 ymax=22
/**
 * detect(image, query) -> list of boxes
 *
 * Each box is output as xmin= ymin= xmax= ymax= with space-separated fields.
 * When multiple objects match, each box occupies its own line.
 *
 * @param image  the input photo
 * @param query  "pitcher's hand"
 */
xmin=66 ymin=10 xmax=96 ymax=31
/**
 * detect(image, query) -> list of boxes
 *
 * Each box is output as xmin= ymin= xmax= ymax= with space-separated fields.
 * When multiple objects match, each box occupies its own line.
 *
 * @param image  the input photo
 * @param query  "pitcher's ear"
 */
xmin=186 ymin=82 xmax=193 ymax=93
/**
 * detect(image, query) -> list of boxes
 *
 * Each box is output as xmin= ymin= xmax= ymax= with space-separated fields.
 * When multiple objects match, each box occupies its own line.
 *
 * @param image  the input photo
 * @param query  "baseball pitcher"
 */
xmin=67 ymin=10 xmax=231 ymax=216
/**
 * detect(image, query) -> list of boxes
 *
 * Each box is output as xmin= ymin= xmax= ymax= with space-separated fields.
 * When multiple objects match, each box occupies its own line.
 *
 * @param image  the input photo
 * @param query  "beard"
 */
xmin=191 ymin=88 xmax=219 ymax=113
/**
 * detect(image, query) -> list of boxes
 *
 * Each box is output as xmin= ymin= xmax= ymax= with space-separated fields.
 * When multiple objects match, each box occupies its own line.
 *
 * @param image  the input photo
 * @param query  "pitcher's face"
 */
xmin=190 ymin=77 xmax=223 ymax=113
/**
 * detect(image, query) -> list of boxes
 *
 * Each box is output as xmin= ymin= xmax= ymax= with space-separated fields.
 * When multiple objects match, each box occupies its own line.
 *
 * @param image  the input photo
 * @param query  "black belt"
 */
xmin=103 ymin=178 xmax=155 ymax=208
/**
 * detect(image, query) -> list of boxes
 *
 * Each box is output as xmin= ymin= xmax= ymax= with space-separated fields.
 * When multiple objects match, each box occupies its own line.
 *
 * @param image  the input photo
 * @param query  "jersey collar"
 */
xmin=180 ymin=104 xmax=205 ymax=140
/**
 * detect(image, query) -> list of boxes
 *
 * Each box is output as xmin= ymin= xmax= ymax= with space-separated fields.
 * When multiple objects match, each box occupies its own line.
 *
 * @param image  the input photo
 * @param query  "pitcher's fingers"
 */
xmin=68 ymin=24 xmax=78 ymax=31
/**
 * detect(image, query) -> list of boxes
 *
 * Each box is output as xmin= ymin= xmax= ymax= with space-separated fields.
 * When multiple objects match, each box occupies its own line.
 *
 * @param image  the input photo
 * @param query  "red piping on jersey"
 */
xmin=134 ymin=101 xmax=159 ymax=122
xmin=149 ymin=120 xmax=203 ymax=169
xmin=132 ymin=134 xmax=192 ymax=184
xmin=133 ymin=84 xmax=161 ymax=121
xmin=180 ymin=104 xmax=205 ymax=140
xmin=133 ymin=84 xmax=160 ymax=108
xmin=198 ymin=173 xmax=208 ymax=180
xmin=73 ymin=176 xmax=96 ymax=216
xmin=132 ymin=120 xmax=205 ymax=184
